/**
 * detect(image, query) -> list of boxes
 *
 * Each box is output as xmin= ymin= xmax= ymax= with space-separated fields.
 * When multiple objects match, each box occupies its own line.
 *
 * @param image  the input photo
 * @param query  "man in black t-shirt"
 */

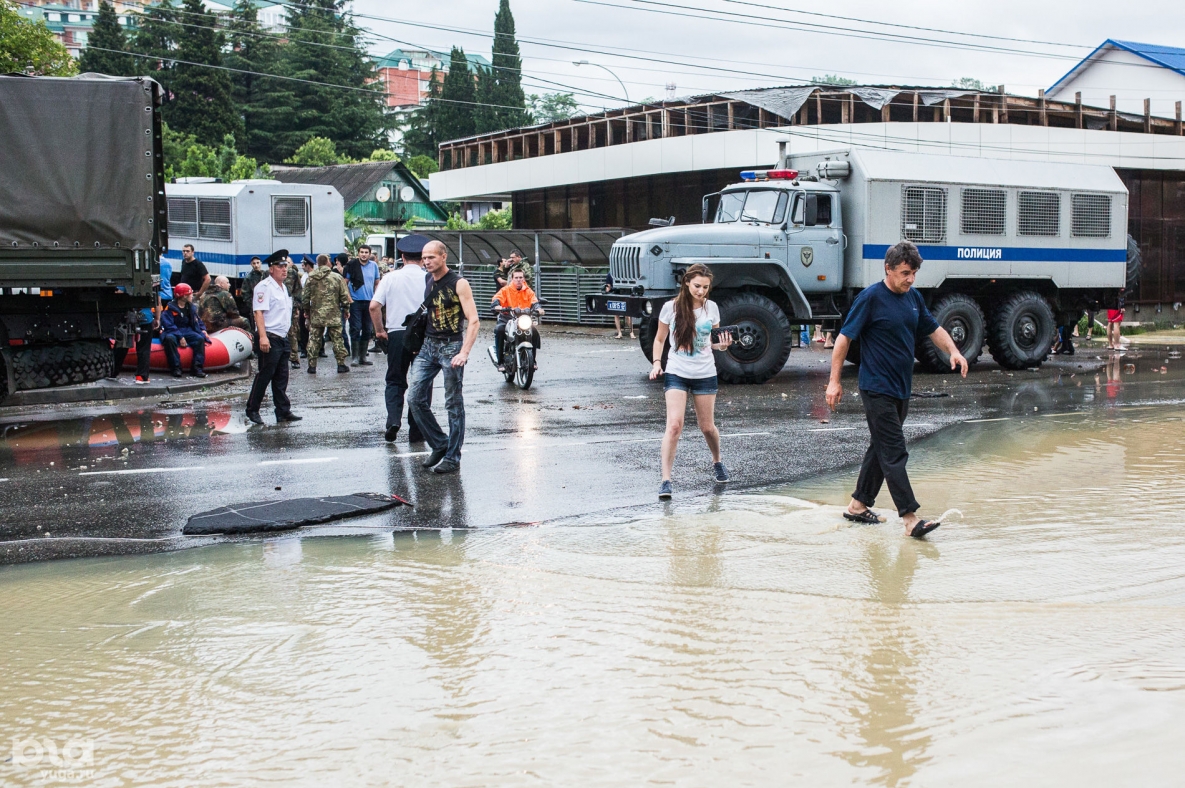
xmin=179 ymin=244 xmax=211 ymax=298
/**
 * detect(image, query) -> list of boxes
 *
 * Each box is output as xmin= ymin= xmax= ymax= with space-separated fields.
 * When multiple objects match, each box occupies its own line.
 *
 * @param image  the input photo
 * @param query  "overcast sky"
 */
xmin=352 ymin=0 xmax=1182 ymax=111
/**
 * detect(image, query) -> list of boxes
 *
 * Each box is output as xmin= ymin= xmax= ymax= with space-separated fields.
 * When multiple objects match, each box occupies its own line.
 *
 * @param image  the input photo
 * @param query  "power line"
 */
xmin=718 ymin=0 xmax=1088 ymax=49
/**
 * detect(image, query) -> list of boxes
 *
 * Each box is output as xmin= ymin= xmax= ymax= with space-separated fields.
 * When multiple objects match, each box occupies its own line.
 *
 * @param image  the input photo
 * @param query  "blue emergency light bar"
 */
xmin=739 ymin=169 xmax=798 ymax=182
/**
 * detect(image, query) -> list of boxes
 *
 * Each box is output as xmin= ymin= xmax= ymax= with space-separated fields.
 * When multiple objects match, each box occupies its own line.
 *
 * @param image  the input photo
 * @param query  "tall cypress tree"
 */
xmin=438 ymin=46 xmax=475 ymax=143
xmin=475 ymin=0 xmax=529 ymax=133
xmin=224 ymin=0 xmax=284 ymax=161
xmin=132 ymin=0 xmax=181 ymax=104
xmin=403 ymin=66 xmax=442 ymax=160
xmin=79 ymin=0 xmax=133 ymax=75
xmin=166 ymin=0 xmax=242 ymax=146
xmin=276 ymin=0 xmax=386 ymax=162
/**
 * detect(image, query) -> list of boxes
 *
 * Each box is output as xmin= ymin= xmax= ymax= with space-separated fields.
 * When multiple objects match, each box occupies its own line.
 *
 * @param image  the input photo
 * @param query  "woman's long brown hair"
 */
xmin=672 ymin=263 xmax=713 ymax=353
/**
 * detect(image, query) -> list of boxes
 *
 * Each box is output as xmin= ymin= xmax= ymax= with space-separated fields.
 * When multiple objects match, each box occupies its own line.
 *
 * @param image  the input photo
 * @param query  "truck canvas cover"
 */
xmin=0 ymin=74 xmax=160 ymax=251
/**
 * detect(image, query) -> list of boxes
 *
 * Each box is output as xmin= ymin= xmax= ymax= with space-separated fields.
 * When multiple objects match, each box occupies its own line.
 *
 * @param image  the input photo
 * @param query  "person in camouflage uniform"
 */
xmin=284 ymin=258 xmax=303 ymax=369
xmin=200 ymin=276 xmax=252 ymax=334
xmin=240 ymin=256 xmax=267 ymax=315
xmin=303 ymin=254 xmax=352 ymax=374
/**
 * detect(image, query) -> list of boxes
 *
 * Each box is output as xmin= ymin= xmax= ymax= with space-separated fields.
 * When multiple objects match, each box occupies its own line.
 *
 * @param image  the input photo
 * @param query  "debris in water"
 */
xmin=275 ymin=486 xmax=282 ymax=491
xmin=936 ymin=508 xmax=964 ymax=523
xmin=820 ymin=419 xmax=829 ymax=424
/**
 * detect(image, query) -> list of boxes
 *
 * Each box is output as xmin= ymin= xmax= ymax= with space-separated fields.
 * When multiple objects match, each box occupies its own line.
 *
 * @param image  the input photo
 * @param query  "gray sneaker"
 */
xmin=658 ymin=479 xmax=673 ymax=499
xmin=713 ymin=462 xmax=730 ymax=483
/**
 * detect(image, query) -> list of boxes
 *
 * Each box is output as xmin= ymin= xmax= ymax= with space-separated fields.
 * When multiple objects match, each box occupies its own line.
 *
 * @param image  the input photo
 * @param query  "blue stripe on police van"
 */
xmin=861 ymin=244 xmax=1127 ymax=263
xmin=161 ymin=251 xmax=262 ymax=267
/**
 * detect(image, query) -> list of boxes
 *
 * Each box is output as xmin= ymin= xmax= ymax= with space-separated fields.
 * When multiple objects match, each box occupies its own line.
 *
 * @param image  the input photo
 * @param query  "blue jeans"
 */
xmin=409 ymin=337 xmax=465 ymax=463
xmin=161 ymin=330 xmax=207 ymax=372
xmin=349 ymin=300 xmax=372 ymax=353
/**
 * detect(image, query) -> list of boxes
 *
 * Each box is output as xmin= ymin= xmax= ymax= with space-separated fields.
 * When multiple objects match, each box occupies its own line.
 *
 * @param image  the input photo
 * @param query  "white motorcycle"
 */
xmin=487 ymin=303 xmax=545 ymax=390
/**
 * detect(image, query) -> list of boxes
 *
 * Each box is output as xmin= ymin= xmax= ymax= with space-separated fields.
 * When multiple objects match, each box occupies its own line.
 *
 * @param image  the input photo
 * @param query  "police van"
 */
xmin=163 ymin=179 xmax=346 ymax=279
xmin=587 ymin=146 xmax=1130 ymax=382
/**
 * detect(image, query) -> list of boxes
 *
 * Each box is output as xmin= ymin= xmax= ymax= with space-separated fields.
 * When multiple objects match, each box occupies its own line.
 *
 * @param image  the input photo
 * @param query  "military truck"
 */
xmin=0 ymin=74 xmax=164 ymax=401
xmin=586 ymin=145 xmax=1128 ymax=383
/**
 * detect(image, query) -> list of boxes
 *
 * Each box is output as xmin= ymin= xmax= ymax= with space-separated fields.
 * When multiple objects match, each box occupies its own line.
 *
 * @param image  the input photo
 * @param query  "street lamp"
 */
xmin=572 ymin=60 xmax=630 ymax=105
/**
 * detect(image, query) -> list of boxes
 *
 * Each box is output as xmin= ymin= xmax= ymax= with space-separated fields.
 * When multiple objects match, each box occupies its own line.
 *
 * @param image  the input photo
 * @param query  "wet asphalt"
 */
xmin=1 ymin=327 xmax=1181 ymax=564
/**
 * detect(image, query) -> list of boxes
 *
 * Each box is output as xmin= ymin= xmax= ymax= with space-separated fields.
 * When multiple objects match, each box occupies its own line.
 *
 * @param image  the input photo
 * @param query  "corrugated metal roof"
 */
xmin=271 ymin=161 xmax=398 ymax=207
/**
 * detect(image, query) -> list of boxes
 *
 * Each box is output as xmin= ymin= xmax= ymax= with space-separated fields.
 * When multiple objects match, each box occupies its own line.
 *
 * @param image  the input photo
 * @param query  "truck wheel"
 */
xmin=715 ymin=292 xmax=792 ymax=384
xmin=10 ymin=341 xmax=113 ymax=392
xmin=917 ymin=293 xmax=985 ymax=373
xmin=639 ymin=316 xmax=670 ymax=369
xmin=987 ymin=291 xmax=1056 ymax=370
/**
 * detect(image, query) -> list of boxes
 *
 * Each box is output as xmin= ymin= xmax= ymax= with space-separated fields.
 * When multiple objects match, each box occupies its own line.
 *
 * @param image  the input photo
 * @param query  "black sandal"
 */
xmin=843 ymin=509 xmax=884 ymax=525
xmin=909 ymin=520 xmax=941 ymax=539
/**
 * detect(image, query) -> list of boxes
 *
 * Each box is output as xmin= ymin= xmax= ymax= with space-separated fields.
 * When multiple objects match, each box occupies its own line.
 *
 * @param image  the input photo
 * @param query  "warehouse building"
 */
xmin=429 ymin=84 xmax=1185 ymax=307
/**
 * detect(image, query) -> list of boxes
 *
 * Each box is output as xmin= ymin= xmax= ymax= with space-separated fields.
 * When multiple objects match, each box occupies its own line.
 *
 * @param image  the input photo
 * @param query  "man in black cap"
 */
xmin=370 ymin=234 xmax=431 ymax=443
xmin=246 ymin=250 xmax=302 ymax=425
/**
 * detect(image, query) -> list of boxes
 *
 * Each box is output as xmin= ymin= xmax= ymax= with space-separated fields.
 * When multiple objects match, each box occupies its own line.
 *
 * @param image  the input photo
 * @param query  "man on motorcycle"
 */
xmin=491 ymin=269 xmax=542 ymax=372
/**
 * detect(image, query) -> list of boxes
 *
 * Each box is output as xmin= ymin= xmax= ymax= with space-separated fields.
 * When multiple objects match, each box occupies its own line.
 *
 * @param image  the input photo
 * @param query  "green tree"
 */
xmin=131 ymin=0 xmax=181 ymax=103
xmin=78 ymin=0 xmax=133 ymax=75
xmin=478 ymin=206 xmax=512 ymax=229
xmin=167 ymin=0 xmax=242 ymax=146
xmin=474 ymin=0 xmax=529 ymax=133
xmin=402 ymin=65 xmax=442 ymax=159
xmin=953 ymin=77 xmax=988 ymax=91
xmin=811 ymin=74 xmax=857 ymax=86
xmin=173 ymin=133 xmax=268 ymax=181
xmin=439 ymin=46 xmax=476 ymax=143
xmin=366 ymin=148 xmax=399 ymax=161
xmin=285 ymin=136 xmax=355 ymax=166
xmin=0 ymin=0 xmax=76 ymax=75
xmin=224 ymin=0 xmax=284 ymax=161
xmin=528 ymin=92 xmax=579 ymax=123
xmin=405 ymin=154 xmax=439 ymax=179
xmin=276 ymin=0 xmax=387 ymax=162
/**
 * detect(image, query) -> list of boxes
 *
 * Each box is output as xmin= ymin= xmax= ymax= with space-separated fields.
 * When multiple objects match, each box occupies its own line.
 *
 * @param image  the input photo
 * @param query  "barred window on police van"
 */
xmin=961 ymin=189 xmax=1007 ymax=235
xmin=1071 ymin=194 xmax=1111 ymax=238
xmin=273 ymin=198 xmax=308 ymax=236
xmin=197 ymin=199 xmax=232 ymax=241
xmin=901 ymin=186 xmax=946 ymax=243
xmin=167 ymin=197 xmax=197 ymax=238
xmin=1018 ymin=191 xmax=1061 ymax=236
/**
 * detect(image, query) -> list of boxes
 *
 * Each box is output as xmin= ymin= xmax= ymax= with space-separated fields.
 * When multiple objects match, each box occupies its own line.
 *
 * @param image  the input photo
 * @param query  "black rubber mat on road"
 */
xmin=184 ymin=493 xmax=411 ymax=536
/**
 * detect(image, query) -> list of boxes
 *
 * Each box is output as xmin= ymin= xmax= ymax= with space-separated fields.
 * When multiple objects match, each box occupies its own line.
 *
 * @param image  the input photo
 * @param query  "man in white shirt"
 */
xmin=370 ymin=234 xmax=431 ymax=442
xmin=246 ymin=250 xmax=302 ymax=425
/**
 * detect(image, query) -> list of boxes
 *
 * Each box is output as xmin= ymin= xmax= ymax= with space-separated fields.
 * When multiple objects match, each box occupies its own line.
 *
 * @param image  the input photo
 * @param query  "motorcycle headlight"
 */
xmin=516 ymin=315 xmax=533 ymax=331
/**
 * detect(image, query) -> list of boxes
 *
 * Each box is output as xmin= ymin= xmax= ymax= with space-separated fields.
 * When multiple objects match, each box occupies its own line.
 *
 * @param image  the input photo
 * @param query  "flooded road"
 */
xmin=3 ymin=403 xmax=1184 ymax=786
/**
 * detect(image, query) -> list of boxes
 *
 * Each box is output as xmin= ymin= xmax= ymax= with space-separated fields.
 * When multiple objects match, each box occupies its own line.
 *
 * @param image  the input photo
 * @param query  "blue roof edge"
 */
xmin=1048 ymin=38 xmax=1185 ymax=94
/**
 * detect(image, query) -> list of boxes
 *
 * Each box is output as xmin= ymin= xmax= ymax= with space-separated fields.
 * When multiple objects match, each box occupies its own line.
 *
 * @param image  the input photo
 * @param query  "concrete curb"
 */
xmin=0 ymin=365 xmax=251 ymax=408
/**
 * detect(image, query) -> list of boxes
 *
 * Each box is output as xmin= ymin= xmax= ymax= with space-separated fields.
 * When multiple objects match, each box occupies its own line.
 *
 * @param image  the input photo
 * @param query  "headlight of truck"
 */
xmin=516 ymin=315 xmax=533 ymax=331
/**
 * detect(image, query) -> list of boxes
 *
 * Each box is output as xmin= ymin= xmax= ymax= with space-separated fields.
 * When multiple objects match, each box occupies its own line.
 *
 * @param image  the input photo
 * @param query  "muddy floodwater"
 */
xmin=3 ymin=405 xmax=1185 ymax=786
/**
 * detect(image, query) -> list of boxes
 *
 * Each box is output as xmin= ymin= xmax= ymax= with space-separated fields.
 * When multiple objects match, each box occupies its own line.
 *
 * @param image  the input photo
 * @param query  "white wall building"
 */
xmin=1047 ymin=39 xmax=1185 ymax=118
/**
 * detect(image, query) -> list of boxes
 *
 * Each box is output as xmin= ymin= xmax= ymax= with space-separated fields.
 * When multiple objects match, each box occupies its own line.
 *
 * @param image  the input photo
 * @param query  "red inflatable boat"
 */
xmin=122 ymin=326 xmax=254 ymax=372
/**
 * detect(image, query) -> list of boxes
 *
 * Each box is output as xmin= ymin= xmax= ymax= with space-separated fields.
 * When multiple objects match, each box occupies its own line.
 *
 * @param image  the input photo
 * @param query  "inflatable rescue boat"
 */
xmin=122 ymin=326 xmax=253 ymax=372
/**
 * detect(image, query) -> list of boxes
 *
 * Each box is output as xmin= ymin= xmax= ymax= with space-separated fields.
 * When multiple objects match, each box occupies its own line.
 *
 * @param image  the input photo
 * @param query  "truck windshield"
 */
xmin=715 ymin=190 xmax=789 ymax=224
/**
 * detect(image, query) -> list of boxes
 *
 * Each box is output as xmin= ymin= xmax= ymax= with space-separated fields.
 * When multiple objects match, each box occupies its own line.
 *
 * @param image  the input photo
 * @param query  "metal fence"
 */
xmin=463 ymin=264 xmax=617 ymax=326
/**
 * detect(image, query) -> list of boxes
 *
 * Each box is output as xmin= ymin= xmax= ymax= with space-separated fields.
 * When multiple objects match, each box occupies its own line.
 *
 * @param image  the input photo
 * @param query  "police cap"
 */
xmin=263 ymin=249 xmax=288 ymax=267
xmin=396 ymin=234 xmax=430 ymax=256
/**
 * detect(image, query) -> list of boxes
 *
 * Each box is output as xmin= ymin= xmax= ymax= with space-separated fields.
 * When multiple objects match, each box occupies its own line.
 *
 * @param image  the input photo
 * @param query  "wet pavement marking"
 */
xmin=258 ymin=457 xmax=340 ymax=466
xmin=80 ymin=466 xmax=206 ymax=476
xmin=964 ymin=417 xmax=1011 ymax=423
xmin=808 ymin=427 xmax=857 ymax=432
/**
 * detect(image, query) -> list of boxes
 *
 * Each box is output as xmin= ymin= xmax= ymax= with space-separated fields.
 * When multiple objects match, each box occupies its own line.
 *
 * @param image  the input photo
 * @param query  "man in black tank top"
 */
xmin=408 ymin=240 xmax=481 ymax=474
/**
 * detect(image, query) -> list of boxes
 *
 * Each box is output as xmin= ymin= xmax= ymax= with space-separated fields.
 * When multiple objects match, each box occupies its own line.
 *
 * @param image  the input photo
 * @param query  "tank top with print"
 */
xmin=425 ymin=269 xmax=465 ymax=341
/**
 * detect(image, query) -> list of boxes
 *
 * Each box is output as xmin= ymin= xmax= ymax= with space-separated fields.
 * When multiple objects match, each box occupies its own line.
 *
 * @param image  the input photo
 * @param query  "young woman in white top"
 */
xmin=648 ymin=263 xmax=733 ymax=499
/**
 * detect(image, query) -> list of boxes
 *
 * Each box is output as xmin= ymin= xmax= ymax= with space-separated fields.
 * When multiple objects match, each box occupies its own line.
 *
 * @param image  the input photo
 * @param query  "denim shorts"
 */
xmin=663 ymin=373 xmax=718 ymax=395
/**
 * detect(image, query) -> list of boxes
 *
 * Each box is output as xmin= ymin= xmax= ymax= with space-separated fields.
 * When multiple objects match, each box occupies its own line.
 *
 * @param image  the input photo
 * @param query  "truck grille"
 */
xmin=610 ymin=245 xmax=642 ymax=282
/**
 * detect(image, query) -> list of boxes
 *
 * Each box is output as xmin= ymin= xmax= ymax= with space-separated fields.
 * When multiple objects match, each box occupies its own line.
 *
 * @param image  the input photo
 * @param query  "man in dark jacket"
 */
xmin=241 ymin=256 xmax=267 ymax=314
xmin=160 ymin=283 xmax=211 ymax=378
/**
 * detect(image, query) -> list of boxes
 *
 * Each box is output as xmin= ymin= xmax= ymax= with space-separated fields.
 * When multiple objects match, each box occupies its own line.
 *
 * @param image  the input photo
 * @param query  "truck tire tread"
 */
xmin=917 ymin=293 xmax=986 ymax=373
xmin=987 ymin=291 xmax=1056 ymax=371
xmin=715 ymin=292 xmax=792 ymax=384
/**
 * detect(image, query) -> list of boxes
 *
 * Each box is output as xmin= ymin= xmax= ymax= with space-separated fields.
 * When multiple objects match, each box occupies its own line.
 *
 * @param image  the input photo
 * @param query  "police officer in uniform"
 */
xmin=247 ymin=250 xmax=302 ymax=425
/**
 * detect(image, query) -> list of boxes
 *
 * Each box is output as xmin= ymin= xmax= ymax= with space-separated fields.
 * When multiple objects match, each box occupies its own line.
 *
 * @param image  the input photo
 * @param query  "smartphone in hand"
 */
xmin=711 ymin=325 xmax=740 ymax=342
